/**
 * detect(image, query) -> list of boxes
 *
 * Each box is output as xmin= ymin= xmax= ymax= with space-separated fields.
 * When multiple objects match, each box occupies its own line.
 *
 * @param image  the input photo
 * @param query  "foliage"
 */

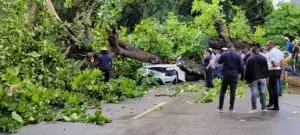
xmin=229 ymin=6 xmax=251 ymax=41
xmin=113 ymin=57 xmax=143 ymax=79
xmin=90 ymin=0 xmax=134 ymax=51
xmin=123 ymin=18 xmax=174 ymax=59
xmin=264 ymin=3 xmax=300 ymax=45
xmin=250 ymin=26 xmax=267 ymax=45
xmin=111 ymin=77 xmax=149 ymax=98
xmin=71 ymin=69 xmax=104 ymax=98
xmin=121 ymin=13 xmax=207 ymax=61
xmin=0 ymin=77 xmax=86 ymax=132
xmin=194 ymin=79 xmax=247 ymax=103
xmin=234 ymin=0 xmax=273 ymax=26
xmin=136 ymin=68 xmax=159 ymax=86
xmin=191 ymin=0 xmax=222 ymax=36
xmin=172 ymin=83 xmax=204 ymax=93
xmin=118 ymin=0 xmax=193 ymax=31
xmin=85 ymin=110 xmax=112 ymax=125
xmin=0 ymin=0 xmax=151 ymax=132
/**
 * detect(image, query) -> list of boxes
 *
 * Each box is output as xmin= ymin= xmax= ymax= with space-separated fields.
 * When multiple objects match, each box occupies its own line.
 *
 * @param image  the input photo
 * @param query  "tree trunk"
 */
xmin=26 ymin=1 xmax=37 ymax=26
xmin=142 ymin=1 xmax=148 ymax=18
xmin=108 ymin=29 xmax=164 ymax=64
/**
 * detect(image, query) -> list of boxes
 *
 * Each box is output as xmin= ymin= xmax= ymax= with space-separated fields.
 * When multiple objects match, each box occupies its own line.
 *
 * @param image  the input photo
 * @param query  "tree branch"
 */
xmin=45 ymin=0 xmax=62 ymax=23
xmin=26 ymin=1 xmax=37 ymax=26
xmin=215 ymin=20 xmax=231 ymax=46
xmin=45 ymin=0 xmax=80 ymax=57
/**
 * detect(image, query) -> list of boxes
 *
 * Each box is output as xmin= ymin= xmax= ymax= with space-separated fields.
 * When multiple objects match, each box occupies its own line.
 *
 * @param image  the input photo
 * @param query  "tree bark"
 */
xmin=26 ymin=1 xmax=37 ymax=26
xmin=45 ymin=0 xmax=80 ymax=57
xmin=108 ymin=29 xmax=164 ymax=64
xmin=215 ymin=20 xmax=231 ymax=47
xmin=45 ymin=0 xmax=164 ymax=65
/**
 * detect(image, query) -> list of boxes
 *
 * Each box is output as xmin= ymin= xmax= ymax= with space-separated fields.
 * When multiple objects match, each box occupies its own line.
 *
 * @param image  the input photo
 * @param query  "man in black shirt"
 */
xmin=245 ymin=47 xmax=268 ymax=113
xmin=217 ymin=44 xmax=243 ymax=113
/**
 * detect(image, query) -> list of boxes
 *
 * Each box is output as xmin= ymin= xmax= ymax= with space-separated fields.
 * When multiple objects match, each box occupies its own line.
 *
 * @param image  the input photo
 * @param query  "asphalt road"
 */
xmin=5 ymin=87 xmax=300 ymax=135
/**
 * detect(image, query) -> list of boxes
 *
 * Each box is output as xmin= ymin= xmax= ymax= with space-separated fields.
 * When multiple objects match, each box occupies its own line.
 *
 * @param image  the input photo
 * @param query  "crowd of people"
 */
xmin=203 ymin=37 xmax=299 ymax=113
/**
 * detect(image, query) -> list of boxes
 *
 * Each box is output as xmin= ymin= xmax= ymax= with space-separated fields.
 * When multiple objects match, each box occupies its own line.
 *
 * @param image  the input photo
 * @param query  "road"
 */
xmin=5 ymin=87 xmax=300 ymax=135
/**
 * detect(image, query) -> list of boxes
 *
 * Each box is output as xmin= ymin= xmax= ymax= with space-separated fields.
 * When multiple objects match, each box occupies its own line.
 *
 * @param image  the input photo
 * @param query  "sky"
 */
xmin=272 ymin=0 xmax=291 ymax=7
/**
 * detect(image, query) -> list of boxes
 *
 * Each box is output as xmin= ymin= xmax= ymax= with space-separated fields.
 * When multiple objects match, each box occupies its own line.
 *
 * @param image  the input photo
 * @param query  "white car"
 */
xmin=138 ymin=64 xmax=186 ymax=84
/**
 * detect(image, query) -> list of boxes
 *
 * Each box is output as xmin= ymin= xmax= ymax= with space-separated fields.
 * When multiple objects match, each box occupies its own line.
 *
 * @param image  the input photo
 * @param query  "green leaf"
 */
xmin=11 ymin=111 xmax=24 ymax=124
xmin=70 ymin=113 xmax=79 ymax=121
xmin=62 ymin=116 xmax=71 ymax=122
xmin=105 ymin=118 xmax=112 ymax=123
xmin=31 ymin=94 xmax=40 ymax=103
xmin=29 ymin=117 xmax=35 ymax=121
xmin=28 ymin=52 xmax=40 ymax=58
xmin=6 ymin=66 xmax=20 ymax=76
xmin=95 ymin=110 xmax=102 ymax=118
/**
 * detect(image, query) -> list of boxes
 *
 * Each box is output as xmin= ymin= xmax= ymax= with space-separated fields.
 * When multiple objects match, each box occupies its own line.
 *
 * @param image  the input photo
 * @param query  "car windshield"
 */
xmin=148 ymin=67 xmax=167 ymax=73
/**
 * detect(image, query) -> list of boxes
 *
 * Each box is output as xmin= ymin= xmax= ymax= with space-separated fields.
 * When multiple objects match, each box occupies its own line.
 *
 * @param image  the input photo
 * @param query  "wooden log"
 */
xmin=131 ymin=102 xmax=167 ymax=120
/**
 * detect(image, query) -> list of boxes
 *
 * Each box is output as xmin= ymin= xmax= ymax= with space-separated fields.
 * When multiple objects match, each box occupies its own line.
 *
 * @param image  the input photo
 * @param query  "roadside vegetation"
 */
xmin=0 ymin=0 xmax=299 ymax=133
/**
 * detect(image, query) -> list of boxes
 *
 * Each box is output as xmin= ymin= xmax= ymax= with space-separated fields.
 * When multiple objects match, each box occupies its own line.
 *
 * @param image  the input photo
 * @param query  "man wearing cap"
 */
xmin=284 ymin=37 xmax=293 ymax=54
xmin=98 ymin=47 xmax=112 ymax=82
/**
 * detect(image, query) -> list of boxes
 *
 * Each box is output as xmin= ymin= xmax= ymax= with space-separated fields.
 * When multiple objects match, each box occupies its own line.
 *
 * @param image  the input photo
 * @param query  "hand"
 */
xmin=273 ymin=63 xmax=280 ymax=67
xmin=280 ymin=74 xmax=285 ymax=80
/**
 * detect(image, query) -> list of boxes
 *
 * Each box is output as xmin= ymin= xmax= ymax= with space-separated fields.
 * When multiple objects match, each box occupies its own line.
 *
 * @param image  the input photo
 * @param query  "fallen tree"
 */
xmin=43 ymin=0 xmax=261 ymax=78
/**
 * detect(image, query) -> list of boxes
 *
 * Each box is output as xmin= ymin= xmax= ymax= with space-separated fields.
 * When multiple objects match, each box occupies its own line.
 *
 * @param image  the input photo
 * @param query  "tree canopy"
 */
xmin=1 ymin=0 xmax=300 ymax=132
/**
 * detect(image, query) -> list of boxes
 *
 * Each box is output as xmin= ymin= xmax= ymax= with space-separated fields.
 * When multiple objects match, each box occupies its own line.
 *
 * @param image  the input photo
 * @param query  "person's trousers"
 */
xmin=218 ymin=74 xmax=238 ymax=110
xmin=240 ymin=66 xmax=245 ymax=80
xmin=292 ymin=57 xmax=298 ymax=72
xmin=101 ymin=69 xmax=110 ymax=82
xmin=214 ymin=66 xmax=222 ymax=79
xmin=250 ymin=79 xmax=267 ymax=110
xmin=285 ymin=67 xmax=298 ymax=76
xmin=268 ymin=70 xmax=281 ymax=108
xmin=205 ymin=68 xmax=214 ymax=88
xmin=277 ymin=79 xmax=283 ymax=95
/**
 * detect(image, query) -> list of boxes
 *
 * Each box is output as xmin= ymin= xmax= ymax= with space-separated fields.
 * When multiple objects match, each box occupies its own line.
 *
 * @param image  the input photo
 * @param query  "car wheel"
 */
xmin=157 ymin=78 xmax=164 ymax=85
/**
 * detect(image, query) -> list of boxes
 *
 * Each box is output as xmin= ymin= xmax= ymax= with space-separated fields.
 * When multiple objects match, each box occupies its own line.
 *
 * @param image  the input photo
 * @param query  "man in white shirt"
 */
xmin=208 ymin=48 xmax=216 ymax=78
xmin=266 ymin=40 xmax=284 ymax=111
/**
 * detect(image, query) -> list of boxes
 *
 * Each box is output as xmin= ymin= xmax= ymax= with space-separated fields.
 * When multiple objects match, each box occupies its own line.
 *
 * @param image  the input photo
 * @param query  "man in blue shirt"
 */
xmin=284 ymin=37 xmax=293 ymax=54
xmin=217 ymin=44 xmax=243 ymax=113
xmin=203 ymin=49 xmax=214 ymax=90
xmin=98 ymin=47 xmax=112 ymax=82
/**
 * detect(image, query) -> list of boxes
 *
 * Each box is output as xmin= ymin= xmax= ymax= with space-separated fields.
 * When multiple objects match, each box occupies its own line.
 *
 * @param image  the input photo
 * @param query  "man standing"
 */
xmin=240 ymin=49 xmax=246 ymax=80
xmin=242 ymin=48 xmax=252 ymax=80
xmin=208 ymin=48 xmax=217 ymax=78
xmin=292 ymin=40 xmax=299 ymax=71
xmin=245 ymin=47 xmax=268 ymax=113
xmin=98 ymin=47 xmax=112 ymax=82
xmin=214 ymin=50 xmax=222 ymax=79
xmin=267 ymin=40 xmax=284 ymax=111
xmin=284 ymin=37 xmax=293 ymax=54
xmin=203 ymin=49 xmax=214 ymax=90
xmin=217 ymin=44 xmax=243 ymax=113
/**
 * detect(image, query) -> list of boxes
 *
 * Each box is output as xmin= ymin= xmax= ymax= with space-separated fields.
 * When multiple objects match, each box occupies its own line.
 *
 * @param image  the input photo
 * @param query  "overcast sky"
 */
xmin=272 ymin=0 xmax=291 ymax=7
